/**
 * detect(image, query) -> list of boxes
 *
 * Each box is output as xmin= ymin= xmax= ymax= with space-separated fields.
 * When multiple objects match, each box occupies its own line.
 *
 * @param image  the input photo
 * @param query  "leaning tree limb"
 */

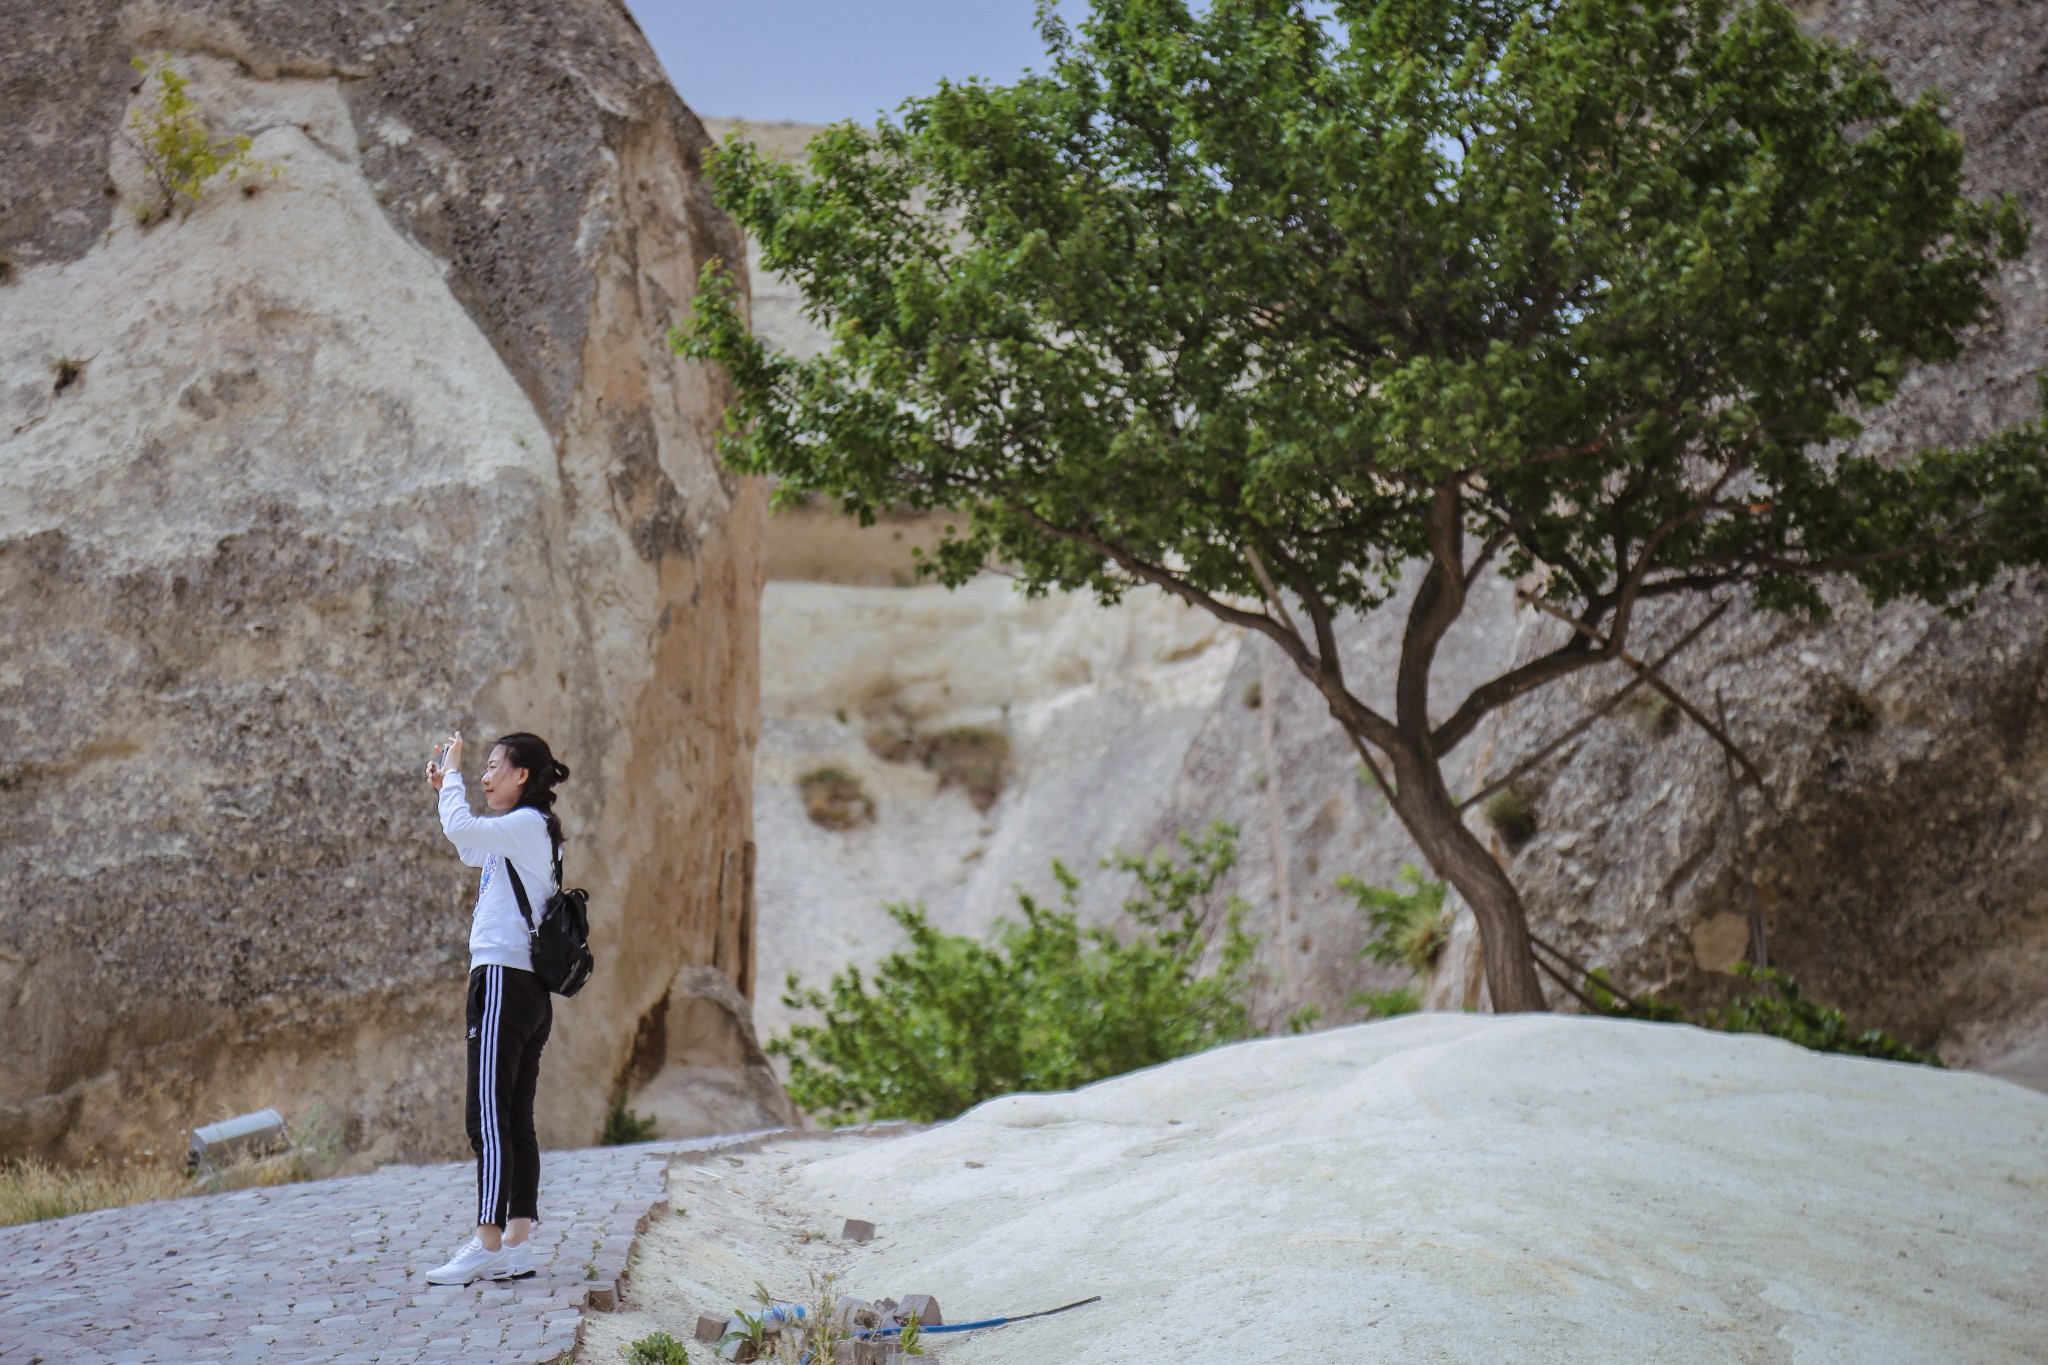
xmin=1458 ymin=599 xmax=1731 ymax=812
xmin=1517 ymin=591 xmax=1776 ymax=807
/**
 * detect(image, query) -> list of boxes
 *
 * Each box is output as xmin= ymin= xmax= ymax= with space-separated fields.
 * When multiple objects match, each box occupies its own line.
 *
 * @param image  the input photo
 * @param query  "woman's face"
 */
xmin=480 ymin=744 xmax=528 ymax=814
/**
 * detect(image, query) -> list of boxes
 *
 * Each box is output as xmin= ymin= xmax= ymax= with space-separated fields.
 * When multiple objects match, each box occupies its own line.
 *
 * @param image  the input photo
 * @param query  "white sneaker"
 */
xmin=425 ymin=1235 xmax=509 ymax=1285
xmin=490 ymin=1240 xmax=535 ymax=1280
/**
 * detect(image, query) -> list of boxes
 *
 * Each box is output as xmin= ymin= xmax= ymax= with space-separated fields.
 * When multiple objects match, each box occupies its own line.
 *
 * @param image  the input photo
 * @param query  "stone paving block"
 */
xmin=0 ymin=1134 xmax=761 ymax=1365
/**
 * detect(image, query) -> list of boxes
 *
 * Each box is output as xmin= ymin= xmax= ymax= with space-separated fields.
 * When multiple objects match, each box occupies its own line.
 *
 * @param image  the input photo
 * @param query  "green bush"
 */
xmin=1335 ymin=864 xmax=1451 ymax=1020
xmin=1340 ymin=864 xmax=1450 ymax=974
xmin=1351 ymin=987 xmax=1423 ymax=1021
xmin=768 ymin=824 xmax=1257 ymax=1123
xmin=1587 ymin=963 xmax=1941 ymax=1066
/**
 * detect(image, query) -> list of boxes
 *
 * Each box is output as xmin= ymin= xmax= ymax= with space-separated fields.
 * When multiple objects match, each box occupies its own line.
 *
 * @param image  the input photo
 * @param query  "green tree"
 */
xmin=677 ymin=0 xmax=2045 ymax=1011
xmin=768 ymin=825 xmax=1257 ymax=1124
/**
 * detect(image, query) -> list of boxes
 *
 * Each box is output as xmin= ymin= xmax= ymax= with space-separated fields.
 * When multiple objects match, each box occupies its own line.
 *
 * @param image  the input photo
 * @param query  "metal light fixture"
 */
xmin=188 ymin=1108 xmax=290 ymax=1172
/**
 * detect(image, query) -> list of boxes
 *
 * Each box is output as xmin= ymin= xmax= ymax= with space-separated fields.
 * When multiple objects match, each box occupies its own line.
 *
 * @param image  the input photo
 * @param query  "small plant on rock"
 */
xmin=601 ymin=1090 xmax=658 ymax=1145
xmin=1629 ymin=688 xmax=1681 ymax=737
xmin=48 ymin=355 xmax=87 ymax=394
xmin=1826 ymin=689 xmax=1879 ymax=734
xmin=126 ymin=55 xmax=278 ymax=216
xmin=798 ymin=766 xmax=875 ymax=829
xmin=1344 ymin=864 xmax=1451 ymax=976
xmin=1481 ymin=784 xmax=1540 ymax=850
xmin=625 ymin=1331 xmax=690 ymax=1365
xmin=867 ymin=725 xmax=1012 ymax=811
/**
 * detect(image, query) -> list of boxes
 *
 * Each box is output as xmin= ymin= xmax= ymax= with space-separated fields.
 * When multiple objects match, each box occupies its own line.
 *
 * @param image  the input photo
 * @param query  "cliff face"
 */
xmin=0 ymin=0 xmax=764 ymax=1160
xmin=1495 ymin=0 xmax=2048 ymax=1080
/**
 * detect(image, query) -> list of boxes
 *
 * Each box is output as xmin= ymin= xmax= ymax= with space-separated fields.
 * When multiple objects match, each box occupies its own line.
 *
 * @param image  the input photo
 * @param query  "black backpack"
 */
xmin=503 ymin=841 xmax=595 ymax=997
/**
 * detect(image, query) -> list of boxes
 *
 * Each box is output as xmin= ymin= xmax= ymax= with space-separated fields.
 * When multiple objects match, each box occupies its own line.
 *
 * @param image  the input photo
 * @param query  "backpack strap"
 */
xmin=503 ymin=857 xmax=536 ymax=933
xmin=501 ymin=831 xmax=564 ymax=935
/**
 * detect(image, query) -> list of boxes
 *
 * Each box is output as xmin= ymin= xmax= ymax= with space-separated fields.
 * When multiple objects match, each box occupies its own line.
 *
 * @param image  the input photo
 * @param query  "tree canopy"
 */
xmin=677 ymin=0 xmax=2045 ymax=1010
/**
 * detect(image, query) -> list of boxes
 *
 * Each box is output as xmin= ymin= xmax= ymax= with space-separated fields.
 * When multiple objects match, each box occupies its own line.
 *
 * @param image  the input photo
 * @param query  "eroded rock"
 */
xmin=0 ymin=0 xmax=766 ymax=1160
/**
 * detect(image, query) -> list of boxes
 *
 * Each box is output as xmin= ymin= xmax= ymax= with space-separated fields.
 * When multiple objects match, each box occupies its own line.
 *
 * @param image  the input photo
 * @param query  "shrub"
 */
xmin=769 ymin=823 xmax=1257 ymax=1123
xmin=127 ymin=55 xmax=277 ymax=214
xmin=601 ymin=1091 xmax=658 ymax=1145
xmin=1341 ymin=864 xmax=1450 ymax=975
xmin=1587 ymin=963 xmax=1941 ymax=1066
xmin=1337 ymin=864 xmax=1450 ymax=1021
xmin=798 ymin=766 xmax=874 ymax=829
xmin=1350 ymin=987 xmax=1423 ymax=1020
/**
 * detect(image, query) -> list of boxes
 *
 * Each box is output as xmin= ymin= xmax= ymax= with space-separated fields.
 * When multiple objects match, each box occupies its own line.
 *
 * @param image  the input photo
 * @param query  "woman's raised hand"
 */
xmin=426 ymin=729 xmax=463 ymax=790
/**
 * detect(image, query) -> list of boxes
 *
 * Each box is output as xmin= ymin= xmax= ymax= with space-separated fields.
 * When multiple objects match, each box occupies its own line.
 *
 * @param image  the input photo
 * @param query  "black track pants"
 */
xmin=465 ymin=964 xmax=551 ymax=1227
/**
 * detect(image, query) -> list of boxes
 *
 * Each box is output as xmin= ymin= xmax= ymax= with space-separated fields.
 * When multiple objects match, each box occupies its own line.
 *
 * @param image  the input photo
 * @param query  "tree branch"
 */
xmin=1011 ymin=503 xmax=1406 ymax=752
xmin=1396 ymin=483 xmax=1470 ymax=748
xmin=1518 ymin=591 xmax=1774 ymax=800
xmin=1430 ymin=637 xmax=1605 ymax=756
xmin=1456 ymin=599 xmax=1730 ymax=811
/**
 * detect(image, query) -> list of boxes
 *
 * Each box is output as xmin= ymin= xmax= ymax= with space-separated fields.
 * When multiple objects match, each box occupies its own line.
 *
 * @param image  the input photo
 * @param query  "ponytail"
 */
xmin=492 ymin=732 xmax=569 ymax=849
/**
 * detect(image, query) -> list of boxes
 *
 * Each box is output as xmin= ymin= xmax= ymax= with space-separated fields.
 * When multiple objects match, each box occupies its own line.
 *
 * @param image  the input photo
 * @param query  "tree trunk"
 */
xmin=1387 ymin=744 xmax=1549 ymax=1013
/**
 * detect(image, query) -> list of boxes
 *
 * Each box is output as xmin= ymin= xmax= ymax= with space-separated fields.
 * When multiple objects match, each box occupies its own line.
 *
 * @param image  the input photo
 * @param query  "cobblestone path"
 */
xmin=0 ymin=1134 xmax=768 ymax=1365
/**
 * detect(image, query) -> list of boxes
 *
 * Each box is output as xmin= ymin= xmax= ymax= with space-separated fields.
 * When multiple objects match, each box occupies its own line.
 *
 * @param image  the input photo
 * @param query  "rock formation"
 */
xmin=622 ymin=966 xmax=795 ymax=1139
xmin=582 ymin=1017 xmax=2048 ymax=1364
xmin=0 ymin=0 xmax=765 ymax=1161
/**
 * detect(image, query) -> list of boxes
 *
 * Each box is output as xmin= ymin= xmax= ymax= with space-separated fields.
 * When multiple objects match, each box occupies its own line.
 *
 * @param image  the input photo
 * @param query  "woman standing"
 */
xmin=423 ymin=729 xmax=571 ymax=1286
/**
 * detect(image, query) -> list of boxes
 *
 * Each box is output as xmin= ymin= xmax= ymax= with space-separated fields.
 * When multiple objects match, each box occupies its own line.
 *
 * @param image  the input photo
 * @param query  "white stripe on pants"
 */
xmin=480 ymin=964 xmax=502 ymax=1226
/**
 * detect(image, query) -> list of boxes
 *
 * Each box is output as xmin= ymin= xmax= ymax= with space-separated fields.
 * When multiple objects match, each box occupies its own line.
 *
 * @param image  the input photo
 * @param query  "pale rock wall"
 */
xmin=0 ymin=0 xmax=764 ymax=1161
xmin=752 ymin=576 xmax=1237 ymax=1043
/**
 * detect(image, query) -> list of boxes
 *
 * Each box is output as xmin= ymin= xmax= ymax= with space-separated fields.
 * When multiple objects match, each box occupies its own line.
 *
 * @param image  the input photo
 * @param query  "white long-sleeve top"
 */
xmin=437 ymin=769 xmax=555 ymax=974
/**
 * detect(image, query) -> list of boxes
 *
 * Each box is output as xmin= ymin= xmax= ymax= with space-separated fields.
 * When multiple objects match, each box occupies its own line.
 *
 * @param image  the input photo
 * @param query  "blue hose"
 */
xmin=794 ymin=1294 xmax=1101 ymax=1360
xmin=858 ymin=1315 xmax=1006 ymax=1338
xmin=855 ymin=1296 xmax=1103 ymax=1339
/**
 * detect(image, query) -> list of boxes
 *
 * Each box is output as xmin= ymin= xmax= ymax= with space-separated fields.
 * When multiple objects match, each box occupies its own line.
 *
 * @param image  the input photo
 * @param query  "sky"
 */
xmin=620 ymin=0 xmax=1062 ymax=125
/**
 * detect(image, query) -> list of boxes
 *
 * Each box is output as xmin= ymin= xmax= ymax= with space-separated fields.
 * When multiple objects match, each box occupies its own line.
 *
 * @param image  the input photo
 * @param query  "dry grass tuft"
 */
xmin=0 ymin=1107 xmax=345 ymax=1229
xmin=0 ymin=1157 xmax=191 ymax=1228
xmin=867 ymin=724 xmax=1012 ymax=811
xmin=799 ymin=766 xmax=875 ymax=830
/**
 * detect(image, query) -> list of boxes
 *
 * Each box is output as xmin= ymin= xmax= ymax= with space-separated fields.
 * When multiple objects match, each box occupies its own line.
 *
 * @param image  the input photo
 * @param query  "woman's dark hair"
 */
xmin=492 ymin=732 xmax=570 ymax=847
